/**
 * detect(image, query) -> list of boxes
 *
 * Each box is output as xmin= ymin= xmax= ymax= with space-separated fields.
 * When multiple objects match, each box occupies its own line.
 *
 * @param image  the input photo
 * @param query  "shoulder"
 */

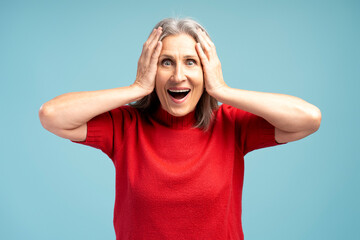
xmin=214 ymin=104 xmax=248 ymax=121
xmin=107 ymin=105 xmax=143 ymax=124
xmin=111 ymin=105 xmax=139 ymax=115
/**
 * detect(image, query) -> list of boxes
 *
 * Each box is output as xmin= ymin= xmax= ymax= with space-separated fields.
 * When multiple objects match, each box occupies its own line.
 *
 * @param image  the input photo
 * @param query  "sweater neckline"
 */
xmin=152 ymin=106 xmax=196 ymax=129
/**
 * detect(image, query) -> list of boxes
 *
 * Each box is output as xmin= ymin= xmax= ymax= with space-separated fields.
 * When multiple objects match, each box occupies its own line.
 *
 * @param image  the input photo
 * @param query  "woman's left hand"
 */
xmin=195 ymin=28 xmax=227 ymax=98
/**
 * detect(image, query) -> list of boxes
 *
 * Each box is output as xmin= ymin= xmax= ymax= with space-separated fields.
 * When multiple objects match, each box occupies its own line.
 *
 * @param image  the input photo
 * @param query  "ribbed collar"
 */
xmin=151 ymin=106 xmax=196 ymax=129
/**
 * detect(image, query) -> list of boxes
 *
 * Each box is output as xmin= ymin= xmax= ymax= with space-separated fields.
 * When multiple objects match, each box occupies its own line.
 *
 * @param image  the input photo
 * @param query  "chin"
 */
xmin=165 ymin=105 xmax=194 ymax=117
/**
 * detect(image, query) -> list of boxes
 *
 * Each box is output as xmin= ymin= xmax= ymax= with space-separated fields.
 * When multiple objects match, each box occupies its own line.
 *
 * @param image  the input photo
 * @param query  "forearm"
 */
xmin=39 ymin=84 xmax=149 ymax=130
xmin=213 ymin=86 xmax=321 ymax=133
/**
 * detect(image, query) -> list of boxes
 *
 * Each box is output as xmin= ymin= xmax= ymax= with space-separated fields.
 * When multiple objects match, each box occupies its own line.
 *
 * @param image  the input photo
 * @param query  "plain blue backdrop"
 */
xmin=1 ymin=0 xmax=359 ymax=239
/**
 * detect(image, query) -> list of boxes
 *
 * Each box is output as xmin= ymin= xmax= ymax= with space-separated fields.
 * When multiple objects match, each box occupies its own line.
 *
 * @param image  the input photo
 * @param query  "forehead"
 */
xmin=160 ymin=34 xmax=197 ymax=55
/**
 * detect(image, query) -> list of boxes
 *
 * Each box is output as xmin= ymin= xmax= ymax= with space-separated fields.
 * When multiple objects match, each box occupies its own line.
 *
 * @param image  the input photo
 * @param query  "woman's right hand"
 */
xmin=133 ymin=27 xmax=163 ymax=94
xmin=39 ymin=27 xmax=163 ymax=142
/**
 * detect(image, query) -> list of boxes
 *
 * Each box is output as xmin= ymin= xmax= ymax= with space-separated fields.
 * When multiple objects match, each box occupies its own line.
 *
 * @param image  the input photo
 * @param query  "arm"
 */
xmin=39 ymin=27 xmax=163 ymax=141
xmin=195 ymin=28 xmax=321 ymax=143
xmin=211 ymin=88 xmax=321 ymax=143
xmin=39 ymin=85 xmax=150 ymax=141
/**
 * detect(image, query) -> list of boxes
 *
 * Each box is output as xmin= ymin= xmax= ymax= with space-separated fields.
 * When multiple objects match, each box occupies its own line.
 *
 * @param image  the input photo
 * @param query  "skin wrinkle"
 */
xmin=155 ymin=34 xmax=204 ymax=117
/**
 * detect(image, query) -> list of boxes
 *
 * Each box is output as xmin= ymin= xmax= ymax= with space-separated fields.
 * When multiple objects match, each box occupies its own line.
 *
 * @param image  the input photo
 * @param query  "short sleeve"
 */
xmin=71 ymin=106 xmax=137 ymax=160
xmin=233 ymin=107 xmax=286 ymax=155
xmin=71 ymin=111 xmax=115 ymax=159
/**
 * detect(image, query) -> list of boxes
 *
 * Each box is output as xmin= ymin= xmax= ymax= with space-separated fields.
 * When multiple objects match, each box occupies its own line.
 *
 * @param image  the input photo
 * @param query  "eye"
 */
xmin=161 ymin=59 xmax=172 ymax=66
xmin=187 ymin=59 xmax=196 ymax=66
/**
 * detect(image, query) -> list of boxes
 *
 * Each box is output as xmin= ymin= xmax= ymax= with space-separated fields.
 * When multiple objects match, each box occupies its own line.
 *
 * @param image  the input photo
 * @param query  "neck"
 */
xmin=152 ymin=106 xmax=196 ymax=129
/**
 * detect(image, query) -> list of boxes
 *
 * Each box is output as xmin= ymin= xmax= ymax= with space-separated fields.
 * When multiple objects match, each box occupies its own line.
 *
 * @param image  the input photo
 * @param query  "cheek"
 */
xmin=155 ymin=73 xmax=168 ymax=101
xmin=186 ymin=67 xmax=203 ymax=78
xmin=155 ymin=72 xmax=166 ymax=88
xmin=193 ymin=71 xmax=204 ymax=87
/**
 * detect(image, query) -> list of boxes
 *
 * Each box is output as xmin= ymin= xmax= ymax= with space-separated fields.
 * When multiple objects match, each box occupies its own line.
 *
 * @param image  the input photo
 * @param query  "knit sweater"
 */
xmin=72 ymin=104 xmax=285 ymax=240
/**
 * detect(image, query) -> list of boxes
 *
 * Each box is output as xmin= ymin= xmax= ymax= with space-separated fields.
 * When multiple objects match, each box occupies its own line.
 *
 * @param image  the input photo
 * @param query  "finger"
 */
xmin=198 ymin=29 xmax=216 ymax=56
xmin=146 ymin=27 xmax=162 ymax=47
xmin=141 ymin=29 xmax=156 ymax=54
xmin=195 ymin=42 xmax=209 ymax=65
xmin=197 ymin=28 xmax=211 ymax=48
xmin=149 ymin=41 xmax=163 ymax=68
xmin=143 ymin=27 xmax=162 ymax=62
xmin=142 ymin=27 xmax=162 ymax=55
xmin=150 ymin=27 xmax=163 ymax=48
xmin=197 ymin=28 xmax=212 ymax=58
xmin=200 ymin=29 xmax=214 ymax=48
xmin=135 ymin=41 xmax=162 ymax=91
xmin=139 ymin=27 xmax=162 ymax=66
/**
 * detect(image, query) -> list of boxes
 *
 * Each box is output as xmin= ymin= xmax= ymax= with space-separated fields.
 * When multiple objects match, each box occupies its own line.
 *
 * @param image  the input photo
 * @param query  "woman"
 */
xmin=39 ymin=18 xmax=321 ymax=240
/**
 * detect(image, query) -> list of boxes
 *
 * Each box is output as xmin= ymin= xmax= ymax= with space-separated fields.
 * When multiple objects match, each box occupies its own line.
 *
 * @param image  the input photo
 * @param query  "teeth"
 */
xmin=168 ymin=89 xmax=190 ymax=93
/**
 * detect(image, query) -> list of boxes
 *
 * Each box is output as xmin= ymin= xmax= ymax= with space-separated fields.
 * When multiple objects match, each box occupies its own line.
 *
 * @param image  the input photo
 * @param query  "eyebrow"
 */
xmin=159 ymin=54 xmax=199 ymax=59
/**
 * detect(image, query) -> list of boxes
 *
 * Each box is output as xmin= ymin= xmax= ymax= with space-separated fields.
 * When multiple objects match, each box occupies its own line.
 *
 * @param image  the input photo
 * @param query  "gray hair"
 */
xmin=154 ymin=17 xmax=211 ymax=42
xmin=130 ymin=17 xmax=218 ymax=131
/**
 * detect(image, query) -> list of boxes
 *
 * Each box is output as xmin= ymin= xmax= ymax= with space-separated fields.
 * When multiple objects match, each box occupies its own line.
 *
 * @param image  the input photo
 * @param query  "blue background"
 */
xmin=1 ymin=0 xmax=359 ymax=239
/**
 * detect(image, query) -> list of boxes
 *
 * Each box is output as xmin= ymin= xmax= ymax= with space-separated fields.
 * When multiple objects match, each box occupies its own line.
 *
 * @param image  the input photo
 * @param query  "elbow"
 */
xmin=38 ymin=103 xmax=56 ymax=131
xmin=309 ymin=106 xmax=322 ymax=133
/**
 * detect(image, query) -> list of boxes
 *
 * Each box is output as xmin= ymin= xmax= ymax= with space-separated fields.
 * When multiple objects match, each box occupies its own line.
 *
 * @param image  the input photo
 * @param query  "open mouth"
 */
xmin=167 ymin=89 xmax=191 ymax=100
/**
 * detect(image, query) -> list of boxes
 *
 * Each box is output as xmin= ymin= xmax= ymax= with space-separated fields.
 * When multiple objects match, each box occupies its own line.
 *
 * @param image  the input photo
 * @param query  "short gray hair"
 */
xmin=154 ymin=17 xmax=211 ymax=42
xmin=130 ymin=17 xmax=218 ymax=131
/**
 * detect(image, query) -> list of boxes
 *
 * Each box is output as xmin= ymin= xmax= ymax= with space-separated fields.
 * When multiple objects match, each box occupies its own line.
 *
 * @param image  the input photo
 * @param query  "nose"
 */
xmin=172 ymin=63 xmax=187 ymax=82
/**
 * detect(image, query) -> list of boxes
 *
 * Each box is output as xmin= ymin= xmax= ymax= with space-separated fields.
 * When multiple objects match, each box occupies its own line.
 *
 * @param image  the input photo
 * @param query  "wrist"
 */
xmin=130 ymin=82 xmax=153 ymax=98
xmin=207 ymin=84 xmax=229 ymax=101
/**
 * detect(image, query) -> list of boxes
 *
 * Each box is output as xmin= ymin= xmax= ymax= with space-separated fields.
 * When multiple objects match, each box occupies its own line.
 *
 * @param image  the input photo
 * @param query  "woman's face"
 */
xmin=155 ymin=34 xmax=204 ymax=117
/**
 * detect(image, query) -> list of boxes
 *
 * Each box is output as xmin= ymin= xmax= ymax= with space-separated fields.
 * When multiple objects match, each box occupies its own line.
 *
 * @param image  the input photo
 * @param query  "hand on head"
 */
xmin=195 ymin=28 xmax=227 ymax=97
xmin=134 ymin=27 xmax=163 ymax=94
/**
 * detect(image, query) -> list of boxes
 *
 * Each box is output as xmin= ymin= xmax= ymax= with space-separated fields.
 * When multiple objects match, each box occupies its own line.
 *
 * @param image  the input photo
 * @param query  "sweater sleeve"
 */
xmin=70 ymin=106 xmax=135 ymax=161
xmin=231 ymin=105 xmax=286 ymax=156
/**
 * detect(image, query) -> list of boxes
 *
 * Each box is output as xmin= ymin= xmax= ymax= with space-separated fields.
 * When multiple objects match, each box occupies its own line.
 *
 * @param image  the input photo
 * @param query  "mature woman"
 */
xmin=39 ymin=18 xmax=321 ymax=240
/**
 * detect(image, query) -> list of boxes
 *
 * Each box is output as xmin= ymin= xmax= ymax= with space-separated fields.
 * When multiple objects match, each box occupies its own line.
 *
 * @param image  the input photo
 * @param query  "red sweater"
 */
xmin=72 ymin=104 xmax=284 ymax=239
